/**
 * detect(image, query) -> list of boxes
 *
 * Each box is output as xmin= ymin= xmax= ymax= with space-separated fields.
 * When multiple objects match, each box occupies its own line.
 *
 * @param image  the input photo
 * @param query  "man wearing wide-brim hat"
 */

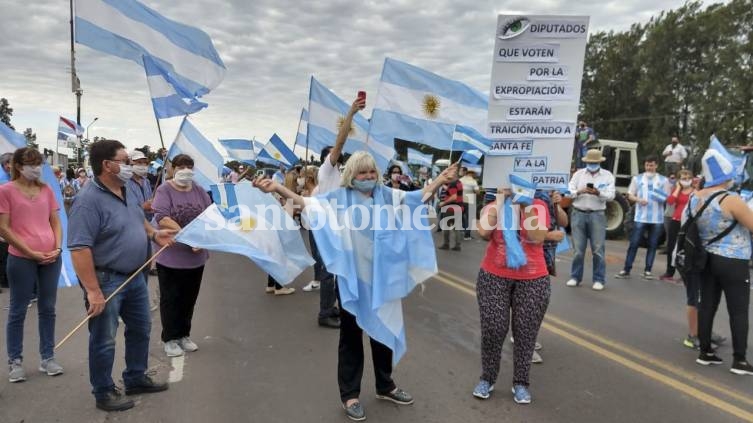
xmin=565 ymin=149 xmax=616 ymax=291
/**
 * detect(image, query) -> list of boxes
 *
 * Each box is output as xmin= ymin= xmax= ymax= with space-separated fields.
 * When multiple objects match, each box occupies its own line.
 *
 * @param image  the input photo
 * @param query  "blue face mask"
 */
xmin=352 ymin=179 xmax=376 ymax=193
xmin=586 ymin=164 xmax=601 ymax=173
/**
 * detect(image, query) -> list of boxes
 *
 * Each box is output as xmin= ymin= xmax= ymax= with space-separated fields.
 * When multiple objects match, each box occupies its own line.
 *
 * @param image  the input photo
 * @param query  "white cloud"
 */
xmin=0 ymin=0 xmax=718 ymax=160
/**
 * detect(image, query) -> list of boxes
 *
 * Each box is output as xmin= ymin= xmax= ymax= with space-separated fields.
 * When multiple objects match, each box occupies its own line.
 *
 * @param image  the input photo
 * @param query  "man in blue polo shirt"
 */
xmin=616 ymin=155 xmax=669 ymax=280
xmin=68 ymin=140 xmax=175 ymax=412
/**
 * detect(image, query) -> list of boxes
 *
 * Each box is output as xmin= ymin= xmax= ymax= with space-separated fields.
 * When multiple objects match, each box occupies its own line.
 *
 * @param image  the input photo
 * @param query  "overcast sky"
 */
xmin=0 ymin=0 xmax=718 ymax=160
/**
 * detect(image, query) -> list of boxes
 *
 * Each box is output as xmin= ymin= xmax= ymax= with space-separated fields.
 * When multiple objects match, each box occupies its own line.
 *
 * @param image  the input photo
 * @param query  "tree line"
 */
xmin=580 ymin=0 xmax=753 ymax=157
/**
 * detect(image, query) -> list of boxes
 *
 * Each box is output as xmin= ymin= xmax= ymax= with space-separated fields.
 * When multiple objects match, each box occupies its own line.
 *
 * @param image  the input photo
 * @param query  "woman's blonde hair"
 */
xmin=340 ymin=151 xmax=378 ymax=188
xmin=303 ymin=165 xmax=318 ymax=187
xmin=283 ymin=170 xmax=298 ymax=192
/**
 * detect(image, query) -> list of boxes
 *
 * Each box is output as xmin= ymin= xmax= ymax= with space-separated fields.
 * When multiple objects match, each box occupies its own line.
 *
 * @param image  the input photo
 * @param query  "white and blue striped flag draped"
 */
xmin=303 ymin=185 xmax=438 ymax=364
xmin=258 ymin=134 xmax=298 ymax=169
xmin=175 ymin=183 xmax=314 ymax=284
xmin=58 ymin=116 xmax=84 ymax=148
xmin=143 ymin=54 xmax=207 ymax=119
xmin=406 ymin=148 xmax=433 ymax=167
xmin=710 ymin=134 xmax=748 ymax=185
xmin=368 ymin=58 xmax=488 ymax=155
xmin=460 ymin=161 xmax=482 ymax=174
xmin=168 ymin=117 xmax=223 ymax=191
xmin=294 ymin=108 xmax=308 ymax=150
xmin=460 ymin=149 xmax=483 ymax=165
xmin=307 ymin=77 xmax=394 ymax=170
xmin=0 ymin=123 xmax=76 ymax=287
xmin=509 ymin=174 xmax=536 ymax=206
xmin=452 ymin=125 xmax=492 ymax=153
xmin=75 ymin=0 xmax=225 ymax=97
xmin=219 ymin=139 xmax=257 ymax=165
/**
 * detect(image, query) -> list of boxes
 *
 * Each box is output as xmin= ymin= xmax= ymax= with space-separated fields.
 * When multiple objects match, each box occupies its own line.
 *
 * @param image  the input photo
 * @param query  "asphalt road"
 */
xmin=0 ymin=233 xmax=751 ymax=423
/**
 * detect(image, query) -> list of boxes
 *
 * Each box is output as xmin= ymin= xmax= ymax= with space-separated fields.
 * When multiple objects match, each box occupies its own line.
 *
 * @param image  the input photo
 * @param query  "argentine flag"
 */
xmin=307 ymin=77 xmax=394 ymax=170
xmin=258 ymin=134 xmax=298 ymax=169
xmin=509 ymin=174 xmax=536 ymax=206
xmin=709 ymin=134 xmax=748 ymax=185
xmin=368 ymin=58 xmax=488 ymax=156
xmin=143 ymin=54 xmax=207 ymax=119
xmin=406 ymin=148 xmax=433 ymax=167
xmin=168 ymin=117 xmax=223 ymax=191
xmin=452 ymin=125 xmax=492 ymax=153
xmin=303 ymin=185 xmax=438 ymax=364
xmin=460 ymin=161 xmax=482 ymax=174
xmin=219 ymin=139 xmax=257 ymax=165
xmin=459 ymin=149 xmax=484 ymax=165
xmin=0 ymin=122 xmax=77 ymax=288
xmin=175 ymin=183 xmax=314 ymax=284
xmin=294 ymin=108 xmax=308 ymax=150
xmin=75 ymin=0 xmax=225 ymax=97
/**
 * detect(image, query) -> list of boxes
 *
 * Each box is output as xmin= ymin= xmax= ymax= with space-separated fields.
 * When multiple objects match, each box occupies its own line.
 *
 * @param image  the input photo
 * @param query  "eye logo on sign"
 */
xmin=422 ymin=94 xmax=441 ymax=119
xmin=498 ymin=17 xmax=530 ymax=39
xmin=336 ymin=116 xmax=356 ymax=137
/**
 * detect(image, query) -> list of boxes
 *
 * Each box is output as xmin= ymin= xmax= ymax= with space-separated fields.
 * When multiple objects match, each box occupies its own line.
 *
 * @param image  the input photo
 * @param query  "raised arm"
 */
xmin=329 ymin=98 xmax=366 ymax=166
xmin=422 ymin=162 xmax=459 ymax=199
xmin=254 ymin=177 xmax=307 ymax=210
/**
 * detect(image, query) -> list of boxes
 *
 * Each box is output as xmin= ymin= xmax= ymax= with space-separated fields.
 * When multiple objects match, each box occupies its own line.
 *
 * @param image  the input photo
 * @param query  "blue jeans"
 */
xmin=84 ymin=271 xmax=151 ymax=399
xmin=570 ymin=209 xmax=607 ymax=283
xmin=6 ymin=255 xmax=61 ymax=363
xmin=624 ymin=222 xmax=663 ymax=273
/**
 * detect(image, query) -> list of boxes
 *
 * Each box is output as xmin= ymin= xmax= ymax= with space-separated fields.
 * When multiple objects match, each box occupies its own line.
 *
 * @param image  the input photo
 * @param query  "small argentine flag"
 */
xmin=509 ymin=174 xmax=536 ymax=206
xmin=648 ymin=187 xmax=668 ymax=203
xmin=459 ymin=149 xmax=483 ymax=165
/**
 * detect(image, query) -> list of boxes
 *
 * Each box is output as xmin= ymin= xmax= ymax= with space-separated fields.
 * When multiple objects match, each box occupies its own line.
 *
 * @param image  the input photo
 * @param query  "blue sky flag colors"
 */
xmin=74 ymin=0 xmax=226 ymax=97
xmin=168 ymin=117 xmax=223 ymax=190
xmin=709 ymin=134 xmax=748 ymax=185
xmin=219 ymin=139 xmax=257 ymax=165
xmin=294 ymin=108 xmax=308 ymax=150
xmin=258 ymin=134 xmax=298 ymax=168
xmin=176 ymin=183 xmax=314 ymax=284
xmin=143 ymin=54 xmax=207 ymax=119
xmin=406 ymin=148 xmax=433 ymax=167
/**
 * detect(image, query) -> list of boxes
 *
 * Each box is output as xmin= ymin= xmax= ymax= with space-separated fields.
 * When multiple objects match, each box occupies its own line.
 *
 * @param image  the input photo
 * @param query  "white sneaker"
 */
xmin=179 ymin=337 xmax=198 ymax=352
xmin=39 ymin=358 xmax=64 ymax=376
xmin=592 ymin=282 xmax=605 ymax=291
xmin=565 ymin=279 xmax=578 ymax=287
xmin=302 ymin=281 xmax=320 ymax=292
xmin=531 ymin=351 xmax=543 ymax=364
xmin=164 ymin=340 xmax=184 ymax=357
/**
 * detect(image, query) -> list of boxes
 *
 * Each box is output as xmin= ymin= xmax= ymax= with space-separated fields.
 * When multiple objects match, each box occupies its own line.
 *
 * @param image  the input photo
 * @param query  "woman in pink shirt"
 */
xmin=0 ymin=148 xmax=63 ymax=383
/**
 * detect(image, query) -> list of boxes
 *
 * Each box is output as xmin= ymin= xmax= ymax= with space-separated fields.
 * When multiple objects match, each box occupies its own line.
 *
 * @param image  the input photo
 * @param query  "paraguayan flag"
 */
xmin=75 ymin=0 xmax=225 ymax=96
xmin=175 ymin=183 xmax=314 ymax=285
xmin=168 ymin=118 xmax=223 ymax=191
xmin=368 ymin=58 xmax=488 ymax=155
xmin=143 ymin=54 xmax=207 ymax=119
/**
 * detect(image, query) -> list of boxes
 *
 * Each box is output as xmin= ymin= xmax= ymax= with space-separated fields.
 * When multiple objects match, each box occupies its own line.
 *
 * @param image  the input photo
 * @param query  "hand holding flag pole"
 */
xmin=54 ymin=230 xmax=178 ymax=351
xmin=421 ymin=160 xmax=460 ymax=203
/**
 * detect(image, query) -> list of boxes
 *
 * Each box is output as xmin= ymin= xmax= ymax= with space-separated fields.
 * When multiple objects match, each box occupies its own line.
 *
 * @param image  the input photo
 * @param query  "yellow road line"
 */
xmin=435 ymin=270 xmax=753 ymax=409
xmin=431 ymin=271 xmax=753 ymax=422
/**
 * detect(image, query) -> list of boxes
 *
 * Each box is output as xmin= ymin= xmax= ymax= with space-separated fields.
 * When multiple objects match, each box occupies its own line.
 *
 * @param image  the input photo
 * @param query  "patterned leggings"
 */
xmin=476 ymin=269 xmax=550 ymax=387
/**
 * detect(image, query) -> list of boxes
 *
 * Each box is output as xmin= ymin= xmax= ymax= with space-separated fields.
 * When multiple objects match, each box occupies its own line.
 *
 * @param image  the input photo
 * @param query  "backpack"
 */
xmin=675 ymin=191 xmax=737 ymax=274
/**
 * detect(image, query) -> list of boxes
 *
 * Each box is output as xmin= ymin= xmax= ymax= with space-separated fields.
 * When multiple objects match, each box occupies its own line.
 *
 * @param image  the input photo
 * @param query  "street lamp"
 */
xmin=78 ymin=117 xmax=98 ymax=167
xmin=86 ymin=117 xmax=98 ymax=141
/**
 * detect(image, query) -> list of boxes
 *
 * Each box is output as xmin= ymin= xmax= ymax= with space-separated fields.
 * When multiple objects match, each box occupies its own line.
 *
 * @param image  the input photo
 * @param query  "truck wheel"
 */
xmin=605 ymin=195 xmax=629 ymax=239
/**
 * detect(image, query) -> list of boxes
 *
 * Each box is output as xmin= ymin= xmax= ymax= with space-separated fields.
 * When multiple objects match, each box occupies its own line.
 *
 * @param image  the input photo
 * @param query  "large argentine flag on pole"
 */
xmin=176 ymin=183 xmax=314 ymax=284
xmin=307 ymin=77 xmax=394 ymax=170
xmin=75 ymin=0 xmax=226 ymax=96
xmin=143 ymin=54 xmax=207 ymax=119
xmin=219 ymin=139 xmax=256 ymax=165
xmin=259 ymin=134 xmax=298 ymax=168
xmin=168 ymin=118 xmax=223 ymax=191
xmin=303 ymin=186 xmax=438 ymax=364
xmin=0 ymin=123 xmax=77 ymax=288
xmin=406 ymin=148 xmax=433 ymax=167
xmin=368 ymin=58 xmax=488 ymax=154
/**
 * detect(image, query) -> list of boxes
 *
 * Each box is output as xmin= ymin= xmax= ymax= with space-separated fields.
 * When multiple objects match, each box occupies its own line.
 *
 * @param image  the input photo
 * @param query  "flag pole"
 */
xmin=54 ymin=243 xmax=171 ymax=351
xmin=69 ymin=0 xmax=84 ymax=166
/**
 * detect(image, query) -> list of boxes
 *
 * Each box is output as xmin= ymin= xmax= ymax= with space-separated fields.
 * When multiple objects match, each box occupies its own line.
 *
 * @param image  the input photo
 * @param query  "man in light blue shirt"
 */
xmin=616 ymin=155 xmax=669 ymax=280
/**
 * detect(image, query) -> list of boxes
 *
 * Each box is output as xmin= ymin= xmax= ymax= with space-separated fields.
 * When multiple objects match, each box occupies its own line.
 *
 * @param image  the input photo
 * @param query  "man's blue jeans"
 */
xmin=623 ymin=222 xmax=663 ymax=273
xmin=570 ymin=209 xmax=607 ymax=284
xmin=84 ymin=271 xmax=151 ymax=399
xmin=6 ymin=255 xmax=61 ymax=363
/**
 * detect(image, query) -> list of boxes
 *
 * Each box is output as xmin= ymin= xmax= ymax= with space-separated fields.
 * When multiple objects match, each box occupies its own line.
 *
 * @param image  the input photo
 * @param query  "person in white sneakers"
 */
xmin=566 ymin=149 xmax=615 ymax=291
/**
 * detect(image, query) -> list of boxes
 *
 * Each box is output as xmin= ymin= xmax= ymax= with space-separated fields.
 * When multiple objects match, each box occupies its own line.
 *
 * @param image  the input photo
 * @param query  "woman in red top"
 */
xmin=471 ymin=188 xmax=549 ymax=404
xmin=661 ymin=169 xmax=695 ymax=281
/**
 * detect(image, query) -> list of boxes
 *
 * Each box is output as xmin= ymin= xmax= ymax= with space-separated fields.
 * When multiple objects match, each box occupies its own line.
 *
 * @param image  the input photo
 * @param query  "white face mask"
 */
xmin=644 ymin=171 xmax=656 ymax=177
xmin=174 ymin=169 xmax=194 ymax=187
xmin=679 ymin=180 xmax=692 ymax=188
xmin=297 ymin=177 xmax=305 ymax=188
xmin=20 ymin=165 xmax=42 ymax=181
xmin=132 ymin=165 xmax=148 ymax=177
xmin=116 ymin=164 xmax=133 ymax=185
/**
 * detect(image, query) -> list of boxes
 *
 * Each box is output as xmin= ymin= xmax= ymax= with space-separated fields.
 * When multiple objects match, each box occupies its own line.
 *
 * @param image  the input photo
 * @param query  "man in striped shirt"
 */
xmin=616 ymin=156 xmax=670 ymax=280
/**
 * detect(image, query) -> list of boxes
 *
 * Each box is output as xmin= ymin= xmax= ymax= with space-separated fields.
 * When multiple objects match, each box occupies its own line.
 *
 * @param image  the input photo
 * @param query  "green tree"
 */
xmin=23 ymin=128 xmax=38 ymax=149
xmin=0 ymin=98 xmax=13 ymax=130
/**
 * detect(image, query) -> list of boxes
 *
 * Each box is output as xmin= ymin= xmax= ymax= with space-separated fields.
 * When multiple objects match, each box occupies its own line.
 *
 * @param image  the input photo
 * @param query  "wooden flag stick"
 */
xmin=54 ymin=243 xmax=171 ymax=351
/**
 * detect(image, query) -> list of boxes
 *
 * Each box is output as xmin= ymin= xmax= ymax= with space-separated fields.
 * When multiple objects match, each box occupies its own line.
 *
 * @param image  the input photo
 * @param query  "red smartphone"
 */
xmin=357 ymin=90 xmax=366 ymax=109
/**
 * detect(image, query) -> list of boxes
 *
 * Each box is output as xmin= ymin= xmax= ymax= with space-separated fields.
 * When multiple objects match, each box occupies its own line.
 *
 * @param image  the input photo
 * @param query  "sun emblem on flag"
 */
xmin=274 ymin=152 xmax=281 ymax=160
xmin=336 ymin=116 xmax=356 ymax=137
xmin=422 ymin=94 xmax=440 ymax=119
xmin=232 ymin=216 xmax=257 ymax=232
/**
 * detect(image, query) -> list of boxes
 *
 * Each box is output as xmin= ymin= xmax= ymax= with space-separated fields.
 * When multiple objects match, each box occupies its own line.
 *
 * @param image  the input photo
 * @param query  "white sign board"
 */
xmin=483 ymin=15 xmax=589 ymax=190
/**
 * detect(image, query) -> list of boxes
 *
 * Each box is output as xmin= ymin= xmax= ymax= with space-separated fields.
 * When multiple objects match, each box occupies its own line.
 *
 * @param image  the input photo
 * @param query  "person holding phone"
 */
xmin=565 ymin=149 xmax=616 ymax=291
